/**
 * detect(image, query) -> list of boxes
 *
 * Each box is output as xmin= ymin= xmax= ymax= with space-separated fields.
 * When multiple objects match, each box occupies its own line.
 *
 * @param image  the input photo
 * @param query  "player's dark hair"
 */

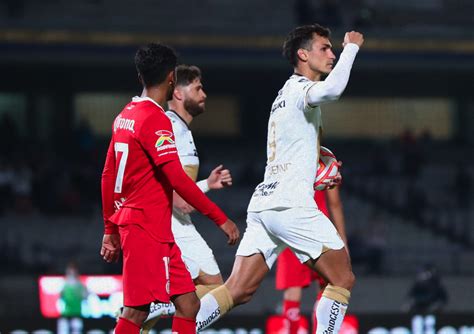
xmin=175 ymin=65 xmax=202 ymax=86
xmin=134 ymin=43 xmax=178 ymax=87
xmin=283 ymin=24 xmax=331 ymax=67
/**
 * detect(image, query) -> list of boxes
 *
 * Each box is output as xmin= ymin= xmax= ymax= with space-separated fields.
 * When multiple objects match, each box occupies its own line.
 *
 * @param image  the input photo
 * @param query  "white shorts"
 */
xmin=172 ymin=217 xmax=220 ymax=279
xmin=236 ymin=207 xmax=344 ymax=269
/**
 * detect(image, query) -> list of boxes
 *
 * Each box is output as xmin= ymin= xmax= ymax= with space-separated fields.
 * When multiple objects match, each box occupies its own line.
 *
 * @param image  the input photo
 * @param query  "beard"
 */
xmin=183 ymin=98 xmax=205 ymax=117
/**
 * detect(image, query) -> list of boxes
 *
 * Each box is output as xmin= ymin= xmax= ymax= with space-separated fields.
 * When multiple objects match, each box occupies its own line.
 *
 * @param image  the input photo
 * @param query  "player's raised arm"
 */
xmin=306 ymin=31 xmax=364 ymax=106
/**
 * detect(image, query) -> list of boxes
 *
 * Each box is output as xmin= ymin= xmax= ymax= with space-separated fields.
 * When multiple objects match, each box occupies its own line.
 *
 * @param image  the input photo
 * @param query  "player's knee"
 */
xmin=342 ymin=271 xmax=356 ymax=291
xmin=186 ymin=296 xmax=201 ymax=317
xmin=122 ymin=306 xmax=149 ymax=325
xmin=189 ymin=297 xmax=201 ymax=317
xmin=328 ymin=270 xmax=355 ymax=291
xmin=175 ymin=294 xmax=200 ymax=318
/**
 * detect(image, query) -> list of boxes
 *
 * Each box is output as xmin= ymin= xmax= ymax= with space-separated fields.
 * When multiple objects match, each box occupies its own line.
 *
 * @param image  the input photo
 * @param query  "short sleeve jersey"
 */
xmin=166 ymin=110 xmax=199 ymax=230
xmin=248 ymin=75 xmax=323 ymax=212
xmin=106 ymin=97 xmax=179 ymax=242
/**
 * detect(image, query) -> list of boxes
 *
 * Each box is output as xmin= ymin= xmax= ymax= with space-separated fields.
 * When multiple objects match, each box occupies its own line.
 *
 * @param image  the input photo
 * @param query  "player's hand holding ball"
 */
xmin=314 ymin=146 xmax=342 ymax=191
xmin=343 ymin=31 xmax=364 ymax=48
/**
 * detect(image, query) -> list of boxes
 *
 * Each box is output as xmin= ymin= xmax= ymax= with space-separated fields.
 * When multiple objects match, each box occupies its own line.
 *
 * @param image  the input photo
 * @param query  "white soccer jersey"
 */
xmin=248 ymin=43 xmax=360 ymax=212
xmin=165 ymin=110 xmax=220 ymax=277
xmin=166 ymin=110 xmax=199 ymax=232
xmin=247 ymin=75 xmax=322 ymax=211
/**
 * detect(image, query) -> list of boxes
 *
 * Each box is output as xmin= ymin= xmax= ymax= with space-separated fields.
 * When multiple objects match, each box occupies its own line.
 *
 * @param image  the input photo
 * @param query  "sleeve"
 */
xmin=305 ymin=43 xmax=360 ymax=107
xmin=139 ymin=112 xmax=179 ymax=166
xmin=160 ymin=160 xmax=228 ymax=225
xmin=101 ymin=139 xmax=119 ymax=234
xmin=197 ymin=179 xmax=210 ymax=193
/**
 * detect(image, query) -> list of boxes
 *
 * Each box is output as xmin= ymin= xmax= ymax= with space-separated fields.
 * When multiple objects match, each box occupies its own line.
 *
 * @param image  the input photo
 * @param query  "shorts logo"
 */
xmin=155 ymin=130 xmax=175 ymax=147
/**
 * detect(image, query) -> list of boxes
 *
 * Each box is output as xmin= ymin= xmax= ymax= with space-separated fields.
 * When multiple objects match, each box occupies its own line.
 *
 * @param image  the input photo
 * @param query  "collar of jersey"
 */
xmin=166 ymin=109 xmax=191 ymax=130
xmin=132 ymin=96 xmax=164 ymax=111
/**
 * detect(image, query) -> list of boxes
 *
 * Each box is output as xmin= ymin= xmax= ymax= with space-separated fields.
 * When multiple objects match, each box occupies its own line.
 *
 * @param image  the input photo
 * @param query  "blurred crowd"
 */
xmin=0 ymin=114 xmax=100 ymax=217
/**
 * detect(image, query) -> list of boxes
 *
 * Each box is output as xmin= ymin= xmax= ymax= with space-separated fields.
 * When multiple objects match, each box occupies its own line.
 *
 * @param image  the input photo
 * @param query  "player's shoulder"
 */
xmin=165 ymin=110 xmax=181 ymax=124
xmin=285 ymin=75 xmax=313 ymax=92
xmin=130 ymin=105 xmax=172 ymax=138
xmin=288 ymin=74 xmax=312 ymax=85
xmin=166 ymin=110 xmax=188 ymax=132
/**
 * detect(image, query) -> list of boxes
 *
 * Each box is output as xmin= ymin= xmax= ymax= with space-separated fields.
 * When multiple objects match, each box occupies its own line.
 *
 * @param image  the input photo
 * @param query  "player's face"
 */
xmin=306 ymin=34 xmax=336 ymax=75
xmin=183 ymin=78 xmax=207 ymax=117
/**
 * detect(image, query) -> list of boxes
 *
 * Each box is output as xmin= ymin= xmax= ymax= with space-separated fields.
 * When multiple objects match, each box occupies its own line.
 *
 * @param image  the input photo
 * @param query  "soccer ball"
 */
xmin=314 ymin=146 xmax=339 ymax=191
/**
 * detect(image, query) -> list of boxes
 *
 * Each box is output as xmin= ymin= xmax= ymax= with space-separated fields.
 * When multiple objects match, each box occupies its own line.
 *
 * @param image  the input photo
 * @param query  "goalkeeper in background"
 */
xmin=59 ymin=261 xmax=88 ymax=334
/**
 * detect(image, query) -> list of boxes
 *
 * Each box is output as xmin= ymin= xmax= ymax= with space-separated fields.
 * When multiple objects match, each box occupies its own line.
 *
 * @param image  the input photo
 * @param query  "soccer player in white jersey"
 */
xmin=194 ymin=24 xmax=364 ymax=334
xmin=140 ymin=64 xmax=237 ymax=333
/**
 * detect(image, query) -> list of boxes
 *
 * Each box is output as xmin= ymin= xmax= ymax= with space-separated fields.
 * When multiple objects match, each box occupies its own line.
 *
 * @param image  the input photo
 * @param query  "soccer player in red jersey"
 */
xmin=100 ymin=43 xmax=239 ymax=334
xmin=276 ymin=187 xmax=348 ymax=334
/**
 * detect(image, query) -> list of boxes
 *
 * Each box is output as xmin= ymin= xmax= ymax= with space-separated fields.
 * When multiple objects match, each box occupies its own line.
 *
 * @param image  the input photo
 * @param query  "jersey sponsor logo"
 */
xmin=253 ymin=181 xmax=279 ymax=197
xmin=271 ymin=99 xmax=286 ymax=114
xmin=156 ymin=144 xmax=176 ymax=152
xmin=155 ymin=130 xmax=175 ymax=147
xmin=267 ymin=163 xmax=292 ymax=175
xmin=114 ymin=115 xmax=135 ymax=133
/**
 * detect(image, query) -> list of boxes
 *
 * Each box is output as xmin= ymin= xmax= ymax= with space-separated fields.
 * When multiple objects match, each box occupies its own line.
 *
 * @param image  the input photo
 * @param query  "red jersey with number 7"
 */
xmin=101 ymin=96 xmax=179 ymax=242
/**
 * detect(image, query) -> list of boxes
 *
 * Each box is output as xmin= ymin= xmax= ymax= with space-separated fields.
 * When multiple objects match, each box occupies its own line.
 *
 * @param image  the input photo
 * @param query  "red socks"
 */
xmin=283 ymin=300 xmax=301 ymax=334
xmin=172 ymin=316 xmax=196 ymax=333
xmin=115 ymin=317 xmax=140 ymax=334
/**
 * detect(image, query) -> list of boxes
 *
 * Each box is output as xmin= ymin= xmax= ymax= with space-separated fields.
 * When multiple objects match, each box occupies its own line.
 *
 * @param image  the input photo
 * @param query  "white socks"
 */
xmin=195 ymin=293 xmax=221 ymax=331
xmin=315 ymin=296 xmax=348 ymax=334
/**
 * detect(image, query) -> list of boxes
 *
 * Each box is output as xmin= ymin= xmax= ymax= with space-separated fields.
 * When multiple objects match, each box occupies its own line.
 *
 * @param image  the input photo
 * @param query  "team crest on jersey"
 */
xmin=155 ymin=130 xmax=175 ymax=147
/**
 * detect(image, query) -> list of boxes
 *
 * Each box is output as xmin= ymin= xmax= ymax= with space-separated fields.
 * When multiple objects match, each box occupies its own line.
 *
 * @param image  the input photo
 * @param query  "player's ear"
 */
xmin=173 ymin=87 xmax=183 ymax=101
xmin=297 ymin=48 xmax=308 ymax=63
xmin=166 ymin=70 xmax=175 ymax=86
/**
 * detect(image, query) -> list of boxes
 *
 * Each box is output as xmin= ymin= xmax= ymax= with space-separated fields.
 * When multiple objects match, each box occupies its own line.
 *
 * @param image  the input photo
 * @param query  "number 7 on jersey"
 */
xmin=114 ymin=142 xmax=129 ymax=193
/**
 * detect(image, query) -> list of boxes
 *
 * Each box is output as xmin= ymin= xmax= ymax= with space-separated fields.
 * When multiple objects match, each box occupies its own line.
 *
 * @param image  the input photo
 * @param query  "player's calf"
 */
xmin=141 ymin=285 xmax=221 ymax=333
xmin=172 ymin=291 xmax=200 ymax=333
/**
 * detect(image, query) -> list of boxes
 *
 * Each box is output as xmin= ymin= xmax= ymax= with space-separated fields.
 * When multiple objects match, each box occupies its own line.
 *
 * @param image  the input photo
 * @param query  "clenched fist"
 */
xmin=343 ymin=31 xmax=364 ymax=48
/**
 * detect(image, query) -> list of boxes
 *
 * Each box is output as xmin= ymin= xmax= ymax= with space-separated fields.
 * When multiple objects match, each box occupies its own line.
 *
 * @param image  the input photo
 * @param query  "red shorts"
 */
xmin=275 ymin=248 xmax=326 ymax=290
xmin=119 ymin=224 xmax=195 ymax=306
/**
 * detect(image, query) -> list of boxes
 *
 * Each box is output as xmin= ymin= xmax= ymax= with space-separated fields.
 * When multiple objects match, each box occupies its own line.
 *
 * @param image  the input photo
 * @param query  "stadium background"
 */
xmin=0 ymin=0 xmax=473 ymax=332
